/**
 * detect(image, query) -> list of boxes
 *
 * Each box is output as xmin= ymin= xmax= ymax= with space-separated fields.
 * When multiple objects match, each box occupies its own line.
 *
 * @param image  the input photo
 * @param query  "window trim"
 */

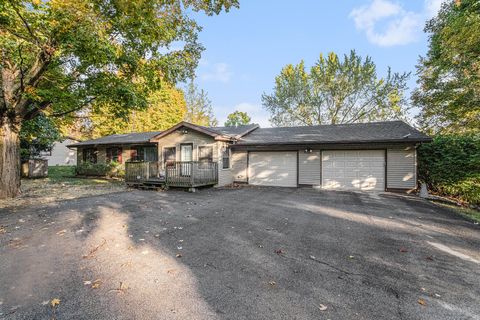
xmin=106 ymin=147 xmax=122 ymax=164
xmin=82 ymin=147 xmax=97 ymax=164
xmin=222 ymin=146 xmax=230 ymax=170
xmin=198 ymin=145 xmax=213 ymax=169
xmin=163 ymin=146 xmax=176 ymax=166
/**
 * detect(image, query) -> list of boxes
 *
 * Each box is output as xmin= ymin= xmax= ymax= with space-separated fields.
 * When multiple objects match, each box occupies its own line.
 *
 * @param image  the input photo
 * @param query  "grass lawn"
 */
xmin=46 ymin=165 xmax=122 ymax=185
xmin=433 ymin=201 xmax=480 ymax=224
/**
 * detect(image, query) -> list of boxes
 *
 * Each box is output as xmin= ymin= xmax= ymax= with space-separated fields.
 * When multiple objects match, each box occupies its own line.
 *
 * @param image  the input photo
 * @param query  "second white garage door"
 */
xmin=249 ymin=152 xmax=297 ymax=187
xmin=322 ymin=150 xmax=385 ymax=191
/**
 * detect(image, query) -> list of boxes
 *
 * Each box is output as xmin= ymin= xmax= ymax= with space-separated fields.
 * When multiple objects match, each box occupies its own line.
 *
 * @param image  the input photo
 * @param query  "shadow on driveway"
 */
xmin=0 ymin=187 xmax=479 ymax=319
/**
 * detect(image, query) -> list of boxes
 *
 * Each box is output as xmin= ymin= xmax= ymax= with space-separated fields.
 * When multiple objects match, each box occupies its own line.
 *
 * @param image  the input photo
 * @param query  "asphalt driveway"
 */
xmin=0 ymin=187 xmax=479 ymax=319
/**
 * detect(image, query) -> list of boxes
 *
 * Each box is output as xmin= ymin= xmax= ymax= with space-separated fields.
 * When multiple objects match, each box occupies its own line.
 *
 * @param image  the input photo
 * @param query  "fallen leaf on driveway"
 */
xmin=176 ymin=253 xmax=182 ymax=258
xmin=268 ymin=281 xmax=276 ymax=286
xmin=91 ymin=279 xmax=101 ymax=289
xmin=399 ymin=247 xmax=408 ymax=253
xmin=274 ymin=249 xmax=284 ymax=255
xmin=418 ymin=299 xmax=426 ymax=306
xmin=318 ymin=304 xmax=327 ymax=311
xmin=56 ymin=229 xmax=67 ymax=236
xmin=50 ymin=298 xmax=60 ymax=307
xmin=426 ymin=256 xmax=434 ymax=261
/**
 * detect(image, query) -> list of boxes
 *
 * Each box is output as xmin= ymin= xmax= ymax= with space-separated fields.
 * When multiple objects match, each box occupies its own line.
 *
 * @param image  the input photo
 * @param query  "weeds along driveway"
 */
xmin=0 ymin=187 xmax=479 ymax=320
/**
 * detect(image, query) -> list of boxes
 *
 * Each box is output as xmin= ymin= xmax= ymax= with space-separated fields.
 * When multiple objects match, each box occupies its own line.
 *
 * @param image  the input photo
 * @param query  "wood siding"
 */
xmin=231 ymin=151 xmax=248 ymax=182
xmin=387 ymin=147 xmax=416 ymax=189
xmin=298 ymin=151 xmax=321 ymax=185
xmin=152 ymin=129 xmax=233 ymax=187
xmin=153 ymin=130 xmax=219 ymax=164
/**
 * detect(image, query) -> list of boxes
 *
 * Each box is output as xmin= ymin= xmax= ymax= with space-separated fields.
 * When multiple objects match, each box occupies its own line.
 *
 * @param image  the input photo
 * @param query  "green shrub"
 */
xmin=418 ymin=134 xmax=480 ymax=205
xmin=75 ymin=161 xmax=124 ymax=178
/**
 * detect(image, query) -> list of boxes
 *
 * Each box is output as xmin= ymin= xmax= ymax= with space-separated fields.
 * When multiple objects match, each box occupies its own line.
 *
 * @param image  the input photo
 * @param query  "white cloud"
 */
xmin=200 ymin=63 xmax=233 ymax=83
xmin=216 ymin=102 xmax=271 ymax=128
xmin=424 ymin=0 xmax=444 ymax=18
xmin=350 ymin=0 xmax=422 ymax=46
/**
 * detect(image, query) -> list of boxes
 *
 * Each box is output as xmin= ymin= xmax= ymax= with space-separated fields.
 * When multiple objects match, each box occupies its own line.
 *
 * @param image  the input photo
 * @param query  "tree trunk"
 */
xmin=0 ymin=119 xmax=21 ymax=199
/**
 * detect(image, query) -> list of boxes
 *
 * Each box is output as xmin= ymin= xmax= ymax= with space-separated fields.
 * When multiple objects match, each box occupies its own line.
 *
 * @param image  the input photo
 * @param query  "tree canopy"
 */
xmin=224 ymin=110 xmax=251 ymax=126
xmin=183 ymin=80 xmax=218 ymax=127
xmin=0 ymin=0 xmax=238 ymax=198
xmin=89 ymin=85 xmax=186 ymax=138
xmin=413 ymin=0 xmax=480 ymax=134
xmin=262 ymin=50 xmax=409 ymax=127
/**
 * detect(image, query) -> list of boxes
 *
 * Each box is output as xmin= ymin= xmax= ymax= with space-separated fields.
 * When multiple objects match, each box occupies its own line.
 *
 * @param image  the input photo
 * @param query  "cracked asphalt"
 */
xmin=0 ymin=187 xmax=479 ymax=319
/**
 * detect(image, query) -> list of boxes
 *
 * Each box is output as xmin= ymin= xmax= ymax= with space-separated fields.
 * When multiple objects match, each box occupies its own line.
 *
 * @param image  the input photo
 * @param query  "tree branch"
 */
xmin=7 ymin=0 xmax=40 ymax=46
xmin=46 ymin=96 xmax=96 ymax=118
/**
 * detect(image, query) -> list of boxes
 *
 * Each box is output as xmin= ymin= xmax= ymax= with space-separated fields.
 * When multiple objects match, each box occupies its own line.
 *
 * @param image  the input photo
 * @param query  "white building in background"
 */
xmin=42 ymin=138 xmax=79 ymax=166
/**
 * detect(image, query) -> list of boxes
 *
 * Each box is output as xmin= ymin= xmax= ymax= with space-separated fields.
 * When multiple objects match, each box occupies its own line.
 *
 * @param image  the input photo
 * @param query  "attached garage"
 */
xmin=249 ymin=152 xmax=297 ymax=187
xmin=322 ymin=150 xmax=385 ymax=191
xmin=231 ymin=121 xmax=431 ymax=191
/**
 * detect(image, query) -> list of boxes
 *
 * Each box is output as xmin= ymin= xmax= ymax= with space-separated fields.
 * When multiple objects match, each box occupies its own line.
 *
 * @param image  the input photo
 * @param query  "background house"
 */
xmin=42 ymin=138 xmax=79 ymax=166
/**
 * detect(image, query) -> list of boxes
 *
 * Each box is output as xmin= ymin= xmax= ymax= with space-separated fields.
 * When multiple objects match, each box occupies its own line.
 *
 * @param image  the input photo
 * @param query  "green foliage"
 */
xmin=413 ymin=0 xmax=480 ymax=134
xmin=76 ymin=161 xmax=124 ymax=178
xmin=183 ymin=80 xmax=218 ymax=126
xmin=19 ymin=114 xmax=61 ymax=160
xmin=262 ymin=50 xmax=410 ymax=126
xmin=0 ymin=0 xmax=237 ymax=124
xmin=89 ymin=84 xmax=186 ymax=138
xmin=224 ymin=111 xmax=251 ymax=126
xmin=418 ymin=134 xmax=480 ymax=205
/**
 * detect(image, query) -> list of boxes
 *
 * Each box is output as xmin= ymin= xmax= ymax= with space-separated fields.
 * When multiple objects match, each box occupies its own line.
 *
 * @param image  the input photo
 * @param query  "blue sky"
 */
xmin=191 ymin=0 xmax=444 ymax=127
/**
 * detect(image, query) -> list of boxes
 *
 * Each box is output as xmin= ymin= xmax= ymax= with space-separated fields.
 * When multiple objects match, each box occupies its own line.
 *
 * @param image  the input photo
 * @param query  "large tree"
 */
xmin=224 ymin=110 xmax=251 ymax=126
xmin=183 ymin=80 xmax=218 ymax=126
xmin=413 ymin=0 xmax=480 ymax=134
xmin=89 ymin=85 xmax=186 ymax=138
xmin=0 ymin=0 xmax=238 ymax=198
xmin=262 ymin=50 xmax=409 ymax=127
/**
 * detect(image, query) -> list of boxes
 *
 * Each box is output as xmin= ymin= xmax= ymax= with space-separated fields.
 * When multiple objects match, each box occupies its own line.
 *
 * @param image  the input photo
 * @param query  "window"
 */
xmin=163 ymin=147 xmax=176 ymax=167
xmin=83 ymin=148 xmax=97 ymax=163
xmin=130 ymin=146 xmax=158 ymax=162
xmin=222 ymin=146 xmax=230 ymax=169
xmin=198 ymin=146 xmax=213 ymax=169
xmin=106 ymin=147 xmax=122 ymax=163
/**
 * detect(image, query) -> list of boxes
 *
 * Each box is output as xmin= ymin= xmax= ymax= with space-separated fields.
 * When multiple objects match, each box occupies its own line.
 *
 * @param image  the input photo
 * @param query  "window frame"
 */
xmin=163 ymin=147 xmax=176 ymax=167
xmin=222 ymin=146 xmax=230 ymax=169
xmin=82 ymin=148 xmax=97 ymax=164
xmin=198 ymin=145 xmax=213 ymax=169
xmin=106 ymin=147 xmax=122 ymax=164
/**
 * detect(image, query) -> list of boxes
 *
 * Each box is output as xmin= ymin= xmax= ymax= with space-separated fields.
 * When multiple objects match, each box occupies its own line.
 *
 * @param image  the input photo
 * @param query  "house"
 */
xmin=42 ymin=138 xmax=78 ymax=166
xmin=67 ymin=120 xmax=431 ymax=191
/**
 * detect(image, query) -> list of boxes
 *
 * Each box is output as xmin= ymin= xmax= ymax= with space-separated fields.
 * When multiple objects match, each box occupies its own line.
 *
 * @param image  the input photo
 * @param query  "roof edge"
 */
xmin=150 ymin=121 xmax=224 ymax=141
xmin=234 ymin=124 xmax=260 ymax=139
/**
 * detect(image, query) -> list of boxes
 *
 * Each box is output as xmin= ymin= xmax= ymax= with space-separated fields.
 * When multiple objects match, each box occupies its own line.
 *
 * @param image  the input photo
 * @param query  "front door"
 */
xmin=180 ymin=144 xmax=193 ymax=176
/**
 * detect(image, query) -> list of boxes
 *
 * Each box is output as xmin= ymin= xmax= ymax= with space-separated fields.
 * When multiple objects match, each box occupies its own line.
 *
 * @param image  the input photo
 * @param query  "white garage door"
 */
xmin=249 ymin=152 xmax=297 ymax=187
xmin=322 ymin=150 xmax=385 ymax=191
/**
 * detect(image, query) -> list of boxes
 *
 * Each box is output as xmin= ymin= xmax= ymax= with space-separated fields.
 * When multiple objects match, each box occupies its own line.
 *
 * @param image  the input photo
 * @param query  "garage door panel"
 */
xmin=249 ymin=152 xmax=297 ymax=187
xmin=322 ymin=150 xmax=385 ymax=191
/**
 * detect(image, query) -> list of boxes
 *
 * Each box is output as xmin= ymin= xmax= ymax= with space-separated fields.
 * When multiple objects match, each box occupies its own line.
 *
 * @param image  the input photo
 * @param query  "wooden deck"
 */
xmin=125 ymin=161 xmax=218 ymax=189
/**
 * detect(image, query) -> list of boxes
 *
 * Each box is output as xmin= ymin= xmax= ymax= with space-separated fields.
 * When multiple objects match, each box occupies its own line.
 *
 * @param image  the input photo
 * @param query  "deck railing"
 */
xmin=165 ymin=161 xmax=218 ymax=187
xmin=125 ymin=161 xmax=161 ymax=184
xmin=125 ymin=161 xmax=218 ymax=188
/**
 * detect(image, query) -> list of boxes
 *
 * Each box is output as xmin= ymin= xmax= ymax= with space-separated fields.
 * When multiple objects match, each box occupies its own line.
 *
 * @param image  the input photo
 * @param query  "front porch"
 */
xmin=125 ymin=161 xmax=218 ymax=189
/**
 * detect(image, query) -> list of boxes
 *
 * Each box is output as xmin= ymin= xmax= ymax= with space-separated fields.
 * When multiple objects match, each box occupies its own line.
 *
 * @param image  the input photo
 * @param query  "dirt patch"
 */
xmin=0 ymin=178 xmax=126 ymax=210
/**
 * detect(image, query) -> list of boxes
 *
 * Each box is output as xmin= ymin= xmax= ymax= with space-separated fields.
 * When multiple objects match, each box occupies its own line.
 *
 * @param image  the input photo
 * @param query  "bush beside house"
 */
xmin=76 ymin=161 xmax=125 ymax=178
xmin=418 ymin=135 xmax=480 ymax=206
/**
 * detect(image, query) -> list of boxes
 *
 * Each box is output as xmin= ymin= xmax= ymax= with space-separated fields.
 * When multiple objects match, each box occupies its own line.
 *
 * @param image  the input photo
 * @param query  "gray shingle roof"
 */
xmin=67 ymin=131 xmax=161 ymax=147
xmin=235 ymin=121 xmax=431 ymax=145
xmin=207 ymin=124 xmax=259 ymax=137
